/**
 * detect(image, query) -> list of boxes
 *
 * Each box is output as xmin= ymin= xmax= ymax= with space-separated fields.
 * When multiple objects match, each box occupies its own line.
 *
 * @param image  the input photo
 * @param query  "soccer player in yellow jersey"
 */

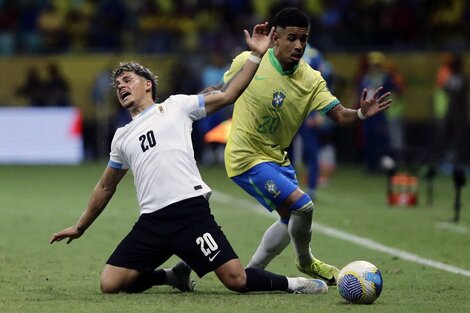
xmin=221 ymin=8 xmax=392 ymax=285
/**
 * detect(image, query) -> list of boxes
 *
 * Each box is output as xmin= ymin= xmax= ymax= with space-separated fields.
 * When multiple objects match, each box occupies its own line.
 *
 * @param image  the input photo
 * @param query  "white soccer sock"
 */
xmin=288 ymin=209 xmax=314 ymax=267
xmin=247 ymin=220 xmax=290 ymax=269
xmin=286 ymin=277 xmax=298 ymax=292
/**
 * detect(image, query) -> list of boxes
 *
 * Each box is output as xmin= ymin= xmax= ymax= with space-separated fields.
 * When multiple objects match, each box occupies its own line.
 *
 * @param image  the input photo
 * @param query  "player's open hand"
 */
xmin=49 ymin=226 xmax=84 ymax=244
xmin=244 ymin=22 xmax=275 ymax=57
xmin=359 ymin=87 xmax=392 ymax=118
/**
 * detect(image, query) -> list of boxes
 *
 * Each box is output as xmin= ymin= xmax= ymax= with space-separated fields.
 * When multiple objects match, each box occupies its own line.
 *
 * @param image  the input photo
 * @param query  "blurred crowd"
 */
xmin=3 ymin=0 xmax=469 ymax=175
xmin=0 ymin=0 xmax=469 ymax=55
xmin=16 ymin=63 xmax=71 ymax=107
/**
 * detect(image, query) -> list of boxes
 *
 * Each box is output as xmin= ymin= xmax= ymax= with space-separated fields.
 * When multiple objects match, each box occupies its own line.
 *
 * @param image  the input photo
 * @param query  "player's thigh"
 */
xmin=101 ymin=218 xmax=172 ymax=293
xmin=172 ymin=199 xmax=239 ymax=278
xmin=106 ymin=212 xmax=172 ymax=274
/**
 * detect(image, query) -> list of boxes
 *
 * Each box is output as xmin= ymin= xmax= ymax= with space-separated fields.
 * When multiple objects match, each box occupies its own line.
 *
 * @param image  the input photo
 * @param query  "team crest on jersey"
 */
xmin=155 ymin=104 xmax=167 ymax=115
xmin=272 ymin=89 xmax=286 ymax=109
xmin=264 ymin=180 xmax=280 ymax=198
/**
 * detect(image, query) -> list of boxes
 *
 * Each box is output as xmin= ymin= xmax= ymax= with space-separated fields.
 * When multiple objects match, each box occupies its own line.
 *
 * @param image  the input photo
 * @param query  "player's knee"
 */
xmin=220 ymin=270 xmax=247 ymax=292
xmin=289 ymin=193 xmax=314 ymax=215
xmin=100 ymin=272 xmax=124 ymax=294
xmin=100 ymin=278 xmax=121 ymax=294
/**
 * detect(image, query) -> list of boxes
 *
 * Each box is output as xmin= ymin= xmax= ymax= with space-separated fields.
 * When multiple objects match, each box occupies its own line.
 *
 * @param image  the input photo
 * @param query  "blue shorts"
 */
xmin=231 ymin=162 xmax=299 ymax=212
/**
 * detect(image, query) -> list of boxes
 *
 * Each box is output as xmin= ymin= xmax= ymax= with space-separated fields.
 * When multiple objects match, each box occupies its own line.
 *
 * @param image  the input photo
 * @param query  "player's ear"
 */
xmin=145 ymin=80 xmax=152 ymax=92
xmin=273 ymin=31 xmax=279 ymax=46
xmin=273 ymin=27 xmax=283 ymax=47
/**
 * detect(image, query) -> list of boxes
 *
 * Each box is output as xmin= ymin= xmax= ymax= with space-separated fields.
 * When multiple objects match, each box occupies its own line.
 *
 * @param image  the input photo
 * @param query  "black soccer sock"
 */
xmin=243 ymin=267 xmax=288 ymax=293
xmin=126 ymin=269 xmax=167 ymax=293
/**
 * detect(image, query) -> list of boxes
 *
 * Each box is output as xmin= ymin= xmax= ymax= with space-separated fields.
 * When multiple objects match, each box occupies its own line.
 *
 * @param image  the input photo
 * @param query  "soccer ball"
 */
xmin=338 ymin=260 xmax=383 ymax=304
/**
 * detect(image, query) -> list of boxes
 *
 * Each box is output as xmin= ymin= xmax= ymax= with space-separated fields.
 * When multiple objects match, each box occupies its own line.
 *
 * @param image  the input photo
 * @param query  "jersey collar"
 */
xmin=132 ymin=103 xmax=156 ymax=120
xmin=268 ymin=48 xmax=299 ymax=75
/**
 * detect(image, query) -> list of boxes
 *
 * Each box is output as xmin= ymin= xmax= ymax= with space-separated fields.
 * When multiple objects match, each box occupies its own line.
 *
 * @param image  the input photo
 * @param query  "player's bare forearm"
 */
xmin=49 ymin=167 xmax=127 ymax=244
xmin=204 ymin=23 xmax=274 ymax=115
xmin=327 ymin=87 xmax=392 ymax=126
xmin=204 ymin=63 xmax=254 ymax=114
xmin=76 ymin=181 xmax=116 ymax=231
xmin=75 ymin=167 xmax=127 ymax=232
xmin=198 ymin=84 xmax=223 ymax=95
xmin=49 ymin=181 xmax=115 ymax=244
xmin=326 ymin=105 xmax=360 ymax=126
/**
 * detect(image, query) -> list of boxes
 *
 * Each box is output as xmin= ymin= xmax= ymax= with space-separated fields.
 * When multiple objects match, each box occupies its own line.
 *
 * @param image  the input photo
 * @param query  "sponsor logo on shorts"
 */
xmin=209 ymin=250 xmax=221 ymax=262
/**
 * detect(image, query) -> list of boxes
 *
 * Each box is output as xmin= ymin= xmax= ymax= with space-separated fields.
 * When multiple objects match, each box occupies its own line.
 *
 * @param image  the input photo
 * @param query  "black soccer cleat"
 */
xmin=171 ymin=261 xmax=196 ymax=292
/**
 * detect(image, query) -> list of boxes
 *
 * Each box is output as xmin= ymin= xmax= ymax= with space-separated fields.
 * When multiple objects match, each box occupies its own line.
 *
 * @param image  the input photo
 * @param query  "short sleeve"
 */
xmin=223 ymin=51 xmax=251 ymax=83
xmin=108 ymin=129 xmax=129 ymax=170
xmin=311 ymin=77 xmax=340 ymax=116
xmin=169 ymin=94 xmax=206 ymax=121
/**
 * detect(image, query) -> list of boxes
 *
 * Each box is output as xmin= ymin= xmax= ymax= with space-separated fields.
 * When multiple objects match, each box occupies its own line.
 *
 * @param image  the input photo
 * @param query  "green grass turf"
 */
xmin=0 ymin=162 xmax=469 ymax=313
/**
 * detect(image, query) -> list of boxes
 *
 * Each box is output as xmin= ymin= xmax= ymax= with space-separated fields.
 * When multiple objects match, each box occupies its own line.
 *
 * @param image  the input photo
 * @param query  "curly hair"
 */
xmin=272 ymin=7 xmax=310 ymax=29
xmin=111 ymin=62 xmax=158 ymax=101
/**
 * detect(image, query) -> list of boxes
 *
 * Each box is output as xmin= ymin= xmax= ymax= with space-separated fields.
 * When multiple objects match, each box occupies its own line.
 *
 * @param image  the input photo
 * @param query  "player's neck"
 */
xmin=273 ymin=48 xmax=296 ymax=72
xmin=129 ymin=99 xmax=155 ymax=118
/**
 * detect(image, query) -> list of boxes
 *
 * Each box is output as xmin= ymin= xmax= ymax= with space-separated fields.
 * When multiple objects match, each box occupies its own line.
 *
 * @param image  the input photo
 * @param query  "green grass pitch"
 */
xmin=0 ymin=163 xmax=469 ymax=313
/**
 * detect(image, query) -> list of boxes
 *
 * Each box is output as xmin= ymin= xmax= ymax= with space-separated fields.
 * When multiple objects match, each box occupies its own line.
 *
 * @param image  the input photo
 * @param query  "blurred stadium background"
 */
xmin=0 ymin=0 xmax=468 ymax=169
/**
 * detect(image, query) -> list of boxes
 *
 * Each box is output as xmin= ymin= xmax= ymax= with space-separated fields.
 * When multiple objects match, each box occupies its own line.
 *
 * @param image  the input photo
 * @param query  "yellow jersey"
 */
xmin=223 ymin=48 xmax=339 ymax=177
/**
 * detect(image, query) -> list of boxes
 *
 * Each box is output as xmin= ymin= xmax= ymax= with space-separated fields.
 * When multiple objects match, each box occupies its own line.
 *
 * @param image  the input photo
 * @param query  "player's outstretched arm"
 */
xmin=49 ymin=167 xmax=127 ymax=244
xmin=197 ymin=83 xmax=224 ymax=95
xmin=204 ymin=22 xmax=274 ymax=115
xmin=327 ymin=86 xmax=392 ymax=126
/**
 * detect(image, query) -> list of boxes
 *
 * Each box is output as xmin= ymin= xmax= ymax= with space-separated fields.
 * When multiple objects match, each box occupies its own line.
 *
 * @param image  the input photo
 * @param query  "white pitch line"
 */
xmin=314 ymin=223 xmax=470 ymax=277
xmin=211 ymin=190 xmax=470 ymax=277
xmin=436 ymin=221 xmax=469 ymax=234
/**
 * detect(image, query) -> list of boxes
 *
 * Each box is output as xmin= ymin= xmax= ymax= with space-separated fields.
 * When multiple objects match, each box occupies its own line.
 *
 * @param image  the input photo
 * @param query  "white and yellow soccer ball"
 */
xmin=338 ymin=260 xmax=383 ymax=304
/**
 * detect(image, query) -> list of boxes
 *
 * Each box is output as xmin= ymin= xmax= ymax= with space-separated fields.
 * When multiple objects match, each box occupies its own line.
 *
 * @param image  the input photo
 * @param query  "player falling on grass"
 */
xmin=49 ymin=23 xmax=328 ymax=295
xmin=212 ymin=7 xmax=392 ymax=285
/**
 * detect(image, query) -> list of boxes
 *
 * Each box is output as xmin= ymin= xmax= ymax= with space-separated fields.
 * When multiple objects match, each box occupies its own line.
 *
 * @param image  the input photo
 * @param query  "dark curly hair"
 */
xmin=272 ymin=7 xmax=310 ymax=29
xmin=111 ymin=62 xmax=158 ymax=101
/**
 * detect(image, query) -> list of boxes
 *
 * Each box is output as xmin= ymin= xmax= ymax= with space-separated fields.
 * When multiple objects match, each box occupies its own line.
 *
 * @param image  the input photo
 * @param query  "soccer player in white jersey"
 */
xmin=217 ymin=8 xmax=392 ymax=285
xmin=49 ymin=23 xmax=328 ymax=295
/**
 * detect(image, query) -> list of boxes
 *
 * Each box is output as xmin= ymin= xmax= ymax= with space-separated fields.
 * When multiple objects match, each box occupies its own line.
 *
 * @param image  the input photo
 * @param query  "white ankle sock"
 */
xmin=286 ymin=277 xmax=299 ymax=291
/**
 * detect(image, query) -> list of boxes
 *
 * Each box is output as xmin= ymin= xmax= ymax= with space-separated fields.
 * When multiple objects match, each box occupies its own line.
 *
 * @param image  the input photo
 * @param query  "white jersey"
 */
xmin=108 ymin=94 xmax=212 ymax=215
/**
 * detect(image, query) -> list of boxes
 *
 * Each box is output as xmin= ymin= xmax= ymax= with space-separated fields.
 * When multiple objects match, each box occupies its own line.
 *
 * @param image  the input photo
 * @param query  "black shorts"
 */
xmin=106 ymin=196 xmax=238 ymax=277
